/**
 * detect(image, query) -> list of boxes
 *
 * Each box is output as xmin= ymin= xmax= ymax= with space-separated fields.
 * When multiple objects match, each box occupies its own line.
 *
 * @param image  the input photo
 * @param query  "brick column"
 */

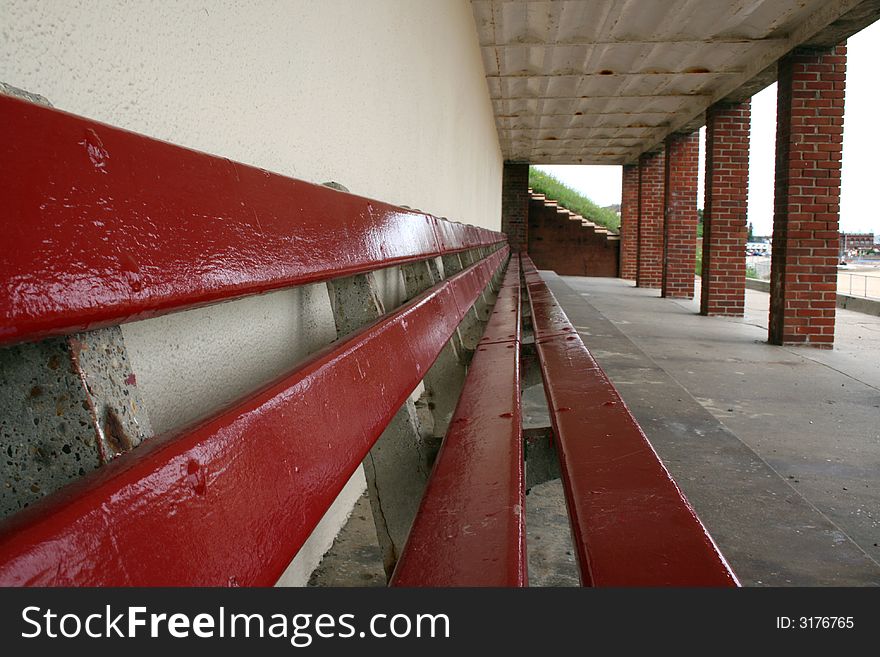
xmin=662 ymin=132 xmax=699 ymax=298
xmin=769 ymin=44 xmax=846 ymax=348
xmin=501 ymin=161 xmax=529 ymax=251
xmin=619 ymin=163 xmax=639 ymax=279
xmin=637 ymin=150 xmax=665 ymax=288
xmin=701 ymin=101 xmax=751 ymax=316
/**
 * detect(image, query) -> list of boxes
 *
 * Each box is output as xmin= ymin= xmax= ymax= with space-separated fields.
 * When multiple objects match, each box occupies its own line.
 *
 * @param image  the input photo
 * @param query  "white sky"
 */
xmin=536 ymin=20 xmax=880 ymax=238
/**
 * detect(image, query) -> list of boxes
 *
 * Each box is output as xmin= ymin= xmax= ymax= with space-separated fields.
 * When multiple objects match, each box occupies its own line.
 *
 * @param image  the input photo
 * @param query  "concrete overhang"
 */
xmin=471 ymin=0 xmax=880 ymax=165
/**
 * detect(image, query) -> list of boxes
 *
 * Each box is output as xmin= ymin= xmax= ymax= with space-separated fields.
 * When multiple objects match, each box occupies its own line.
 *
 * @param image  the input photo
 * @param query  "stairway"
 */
xmin=527 ymin=190 xmax=620 ymax=277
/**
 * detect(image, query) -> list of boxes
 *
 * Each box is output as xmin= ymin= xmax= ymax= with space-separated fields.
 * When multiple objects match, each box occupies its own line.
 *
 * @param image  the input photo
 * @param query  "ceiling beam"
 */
xmin=514 ymin=156 xmax=631 ymax=165
xmin=486 ymin=70 xmax=743 ymax=79
xmin=491 ymin=93 xmax=712 ymax=100
xmin=480 ymin=37 xmax=789 ymax=47
xmin=501 ymin=136 xmax=651 ymax=141
xmin=498 ymin=111 xmax=676 ymax=118
xmin=501 ymin=121 xmax=670 ymax=129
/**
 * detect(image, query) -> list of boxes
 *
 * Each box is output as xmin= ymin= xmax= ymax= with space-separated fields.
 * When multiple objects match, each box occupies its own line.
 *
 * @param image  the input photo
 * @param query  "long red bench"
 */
xmin=521 ymin=254 xmax=738 ymax=586
xmin=0 ymin=92 xmax=736 ymax=587
xmin=391 ymin=258 xmax=525 ymax=586
xmin=392 ymin=254 xmax=737 ymax=587
xmin=0 ymin=93 xmax=508 ymax=585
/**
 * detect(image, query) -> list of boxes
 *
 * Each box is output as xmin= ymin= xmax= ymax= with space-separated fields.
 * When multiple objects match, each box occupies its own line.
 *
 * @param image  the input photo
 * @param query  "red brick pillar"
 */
xmin=501 ymin=161 xmax=529 ymax=251
xmin=769 ymin=44 xmax=846 ymax=348
xmin=701 ymin=101 xmax=751 ymax=316
xmin=662 ymin=132 xmax=699 ymax=298
xmin=637 ymin=150 xmax=665 ymax=288
xmin=619 ymin=163 xmax=639 ymax=279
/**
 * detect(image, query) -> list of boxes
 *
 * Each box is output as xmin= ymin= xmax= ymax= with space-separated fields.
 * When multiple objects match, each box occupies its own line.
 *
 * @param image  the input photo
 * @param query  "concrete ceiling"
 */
xmin=471 ymin=0 xmax=880 ymax=165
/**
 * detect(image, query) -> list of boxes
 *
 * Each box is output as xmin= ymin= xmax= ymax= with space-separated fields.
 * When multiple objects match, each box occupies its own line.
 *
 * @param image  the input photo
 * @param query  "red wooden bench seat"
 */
xmin=0 ymin=93 xmax=508 ymax=585
xmin=0 ymin=92 xmax=736 ymax=588
xmin=521 ymin=254 xmax=738 ymax=586
xmin=391 ymin=258 xmax=525 ymax=586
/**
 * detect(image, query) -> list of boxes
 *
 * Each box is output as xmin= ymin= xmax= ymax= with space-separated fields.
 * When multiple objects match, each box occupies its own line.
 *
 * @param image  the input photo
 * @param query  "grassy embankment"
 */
xmin=528 ymin=168 xmax=620 ymax=232
xmin=528 ymin=169 xmax=741 ymax=276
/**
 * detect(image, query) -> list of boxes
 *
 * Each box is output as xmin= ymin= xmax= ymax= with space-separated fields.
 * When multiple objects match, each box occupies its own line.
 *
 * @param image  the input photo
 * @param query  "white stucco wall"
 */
xmin=0 ymin=0 xmax=501 ymax=227
xmin=1 ymin=0 xmax=502 ymax=585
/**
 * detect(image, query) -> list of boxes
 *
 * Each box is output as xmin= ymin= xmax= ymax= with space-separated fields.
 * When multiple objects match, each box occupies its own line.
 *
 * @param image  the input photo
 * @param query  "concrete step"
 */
xmin=529 ymin=192 xmax=619 ymax=245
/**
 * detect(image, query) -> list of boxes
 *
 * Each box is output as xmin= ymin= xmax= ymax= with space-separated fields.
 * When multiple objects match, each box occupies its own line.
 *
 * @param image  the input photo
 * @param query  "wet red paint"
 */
xmin=0 ymin=95 xmax=504 ymax=346
xmin=521 ymin=255 xmax=738 ymax=586
xmin=392 ymin=260 xmax=524 ymax=587
xmin=479 ymin=257 xmax=521 ymax=346
xmin=0 ymin=247 xmax=508 ymax=586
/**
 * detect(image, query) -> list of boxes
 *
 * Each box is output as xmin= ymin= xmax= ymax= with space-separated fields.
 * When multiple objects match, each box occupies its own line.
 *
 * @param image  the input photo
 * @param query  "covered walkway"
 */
xmin=548 ymin=274 xmax=880 ymax=585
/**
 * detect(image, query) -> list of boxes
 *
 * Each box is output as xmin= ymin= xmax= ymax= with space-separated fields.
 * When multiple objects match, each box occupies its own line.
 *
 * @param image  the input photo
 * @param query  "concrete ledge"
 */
xmin=837 ymin=293 xmax=880 ymax=317
xmin=745 ymin=278 xmax=880 ymax=316
xmin=744 ymin=277 xmax=770 ymax=293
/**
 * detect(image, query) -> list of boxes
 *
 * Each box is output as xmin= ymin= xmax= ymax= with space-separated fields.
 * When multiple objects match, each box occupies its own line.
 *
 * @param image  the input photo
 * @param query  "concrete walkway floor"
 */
xmin=549 ymin=274 xmax=880 ymax=586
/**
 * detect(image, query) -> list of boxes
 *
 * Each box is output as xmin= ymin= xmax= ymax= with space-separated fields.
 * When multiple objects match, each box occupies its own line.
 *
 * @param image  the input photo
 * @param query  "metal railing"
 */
xmin=746 ymin=257 xmax=772 ymax=280
xmin=838 ymin=272 xmax=880 ymax=300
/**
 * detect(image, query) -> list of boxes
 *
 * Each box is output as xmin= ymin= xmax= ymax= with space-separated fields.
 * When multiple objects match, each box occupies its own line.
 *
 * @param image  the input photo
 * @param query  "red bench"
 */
xmin=392 ymin=257 xmax=525 ymax=586
xmin=0 ymin=93 xmax=736 ymax=587
xmin=521 ymin=254 xmax=738 ymax=586
xmin=390 ymin=254 xmax=736 ymax=587
xmin=0 ymin=93 xmax=507 ymax=585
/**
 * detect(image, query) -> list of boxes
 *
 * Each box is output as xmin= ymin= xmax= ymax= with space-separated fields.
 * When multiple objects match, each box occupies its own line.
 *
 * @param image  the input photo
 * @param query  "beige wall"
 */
xmin=1 ymin=0 xmax=502 ymax=584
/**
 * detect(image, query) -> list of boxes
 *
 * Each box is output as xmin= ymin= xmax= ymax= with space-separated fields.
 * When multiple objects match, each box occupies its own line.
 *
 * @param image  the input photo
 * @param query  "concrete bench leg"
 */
xmin=0 ymin=326 xmax=153 ymax=520
xmin=326 ymin=272 xmax=430 ymax=577
xmin=0 ymin=87 xmax=156 ymax=519
xmin=327 ymin=252 xmax=505 ymax=578
xmin=401 ymin=260 xmax=467 ymax=443
xmin=441 ymin=252 xmax=490 ymax=349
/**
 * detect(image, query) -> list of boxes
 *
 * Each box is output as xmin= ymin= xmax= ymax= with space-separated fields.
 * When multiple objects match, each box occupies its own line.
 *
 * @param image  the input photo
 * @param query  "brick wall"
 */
xmin=527 ymin=195 xmax=620 ymax=277
xmin=662 ymin=132 xmax=699 ymax=298
xmin=637 ymin=150 xmax=665 ymax=288
xmin=769 ymin=44 xmax=846 ymax=348
xmin=701 ymin=101 xmax=751 ymax=316
xmin=619 ymin=163 xmax=639 ymax=279
xmin=501 ymin=162 xmax=530 ymax=251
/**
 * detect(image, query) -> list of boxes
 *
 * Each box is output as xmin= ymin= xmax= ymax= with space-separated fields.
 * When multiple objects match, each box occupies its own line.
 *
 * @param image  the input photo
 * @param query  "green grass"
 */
xmin=528 ymin=168 xmax=620 ymax=232
xmin=695 ymin=216 xmax=703 ymax=275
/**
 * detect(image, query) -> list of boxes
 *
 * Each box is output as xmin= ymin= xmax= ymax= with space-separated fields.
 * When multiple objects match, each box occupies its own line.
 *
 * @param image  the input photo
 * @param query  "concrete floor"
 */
xmin=310 ymin=274 xmax=880 ymax=587
xmin=308 ymin=493 xmax=385 ymax=587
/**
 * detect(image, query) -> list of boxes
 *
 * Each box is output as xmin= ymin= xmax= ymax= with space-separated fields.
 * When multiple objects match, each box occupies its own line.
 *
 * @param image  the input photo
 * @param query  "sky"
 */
xmin=536 ymin=19 xmax=880 ymax=238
